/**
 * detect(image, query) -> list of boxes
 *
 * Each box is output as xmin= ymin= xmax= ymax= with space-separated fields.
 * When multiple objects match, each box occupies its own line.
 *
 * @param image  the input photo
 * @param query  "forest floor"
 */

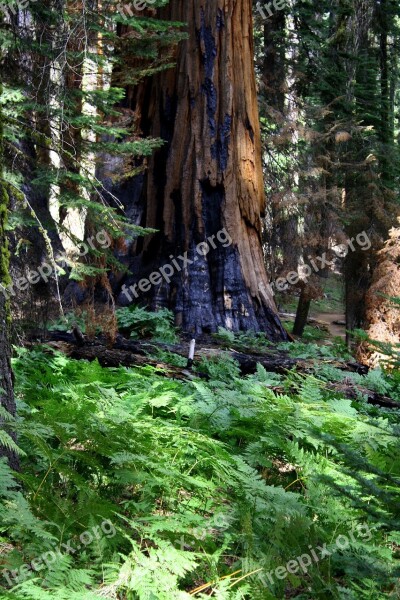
xmin=3 ymin=302 xmax=399 ymax=599
xmin=311 ymin=311 xmax=346 ymax=338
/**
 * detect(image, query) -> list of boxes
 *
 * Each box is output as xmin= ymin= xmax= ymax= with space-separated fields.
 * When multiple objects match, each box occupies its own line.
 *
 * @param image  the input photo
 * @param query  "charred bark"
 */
xmin=108 ymin=1 xmax=287 ymax=340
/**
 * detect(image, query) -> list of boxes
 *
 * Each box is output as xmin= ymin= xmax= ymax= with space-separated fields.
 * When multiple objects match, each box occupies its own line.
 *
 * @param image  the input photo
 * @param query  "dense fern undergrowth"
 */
xmin=1 ymin=313 xmax=400 ymax=598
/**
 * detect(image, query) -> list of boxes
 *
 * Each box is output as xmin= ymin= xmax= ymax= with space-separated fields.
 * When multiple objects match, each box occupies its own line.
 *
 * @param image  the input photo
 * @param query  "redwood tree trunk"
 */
xmin=114 ymin=1 xmax=287 ymax=339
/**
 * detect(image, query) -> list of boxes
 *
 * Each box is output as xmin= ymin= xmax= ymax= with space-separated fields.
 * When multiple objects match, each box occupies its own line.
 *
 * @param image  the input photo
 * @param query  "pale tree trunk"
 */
xmin=114 ymin=1 xmax=287 ymax=339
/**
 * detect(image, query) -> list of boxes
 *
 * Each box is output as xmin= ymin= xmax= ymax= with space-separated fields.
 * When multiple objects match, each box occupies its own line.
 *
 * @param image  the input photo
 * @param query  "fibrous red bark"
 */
xmin=357 ymin=221 xmax=400 ymax=366
xmin=111 ymin=1 xmax=287 ymax=339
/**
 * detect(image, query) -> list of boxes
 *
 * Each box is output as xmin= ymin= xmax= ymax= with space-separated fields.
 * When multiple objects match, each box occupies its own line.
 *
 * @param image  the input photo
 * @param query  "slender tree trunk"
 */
xmin=262 ymin=8 xmax=285 ymax=114
xmin=0 ymin=94 xmax=18 ymax=470
xmin=344 ymin=0 xmax=394 ymax=345
xmin=114 ymin=1 xmax=287 ymax=339
xmin=378 ymin=0 xmax=391 ymax=186
xmin=293 ymin=287 xmax=311 ymax=337
xmin=58 ymin=0 xmax=85 ymax=231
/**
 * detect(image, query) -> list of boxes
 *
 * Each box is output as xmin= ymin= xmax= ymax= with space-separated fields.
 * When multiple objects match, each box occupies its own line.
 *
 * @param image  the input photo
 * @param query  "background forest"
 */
xmin=0 ymin=0 xmax=400 ymax=599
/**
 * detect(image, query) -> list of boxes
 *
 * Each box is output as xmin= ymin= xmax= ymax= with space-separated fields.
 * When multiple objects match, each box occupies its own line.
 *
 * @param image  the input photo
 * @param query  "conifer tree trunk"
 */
xmin=343 ymin=0 xmax=394 ymax=343
xmin=115 ymin=0 xmax=287 ymax=339
xmin=357 ymin=221 xmax=400 ymax=366
xmin=0 ymin=93 xmax=18 ymax=470
xmin=293 ymin=287 xmax=311 ymax=337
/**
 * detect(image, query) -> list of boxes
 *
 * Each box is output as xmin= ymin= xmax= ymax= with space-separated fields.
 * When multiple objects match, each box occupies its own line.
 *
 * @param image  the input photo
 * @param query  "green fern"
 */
xmin=116 ymin=306 xmax=178 ymax=343
xmin=1 ymin=339 xmax=398 ymax=599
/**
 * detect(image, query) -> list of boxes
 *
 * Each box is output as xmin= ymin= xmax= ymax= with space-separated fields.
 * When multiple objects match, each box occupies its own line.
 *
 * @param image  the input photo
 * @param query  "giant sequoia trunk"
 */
xmin=113 ymin=1 xmax=287 ymax=339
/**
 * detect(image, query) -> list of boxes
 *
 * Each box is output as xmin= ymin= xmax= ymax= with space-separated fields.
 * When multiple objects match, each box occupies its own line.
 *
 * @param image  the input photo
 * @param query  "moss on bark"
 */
xmin=0 ymin=83 xmax=18 ymax=469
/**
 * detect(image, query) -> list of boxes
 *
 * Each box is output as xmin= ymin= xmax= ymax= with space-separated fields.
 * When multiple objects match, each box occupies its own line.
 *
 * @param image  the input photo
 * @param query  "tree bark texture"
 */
xmin=293 ymin=287 xmax=311 ymax=337
xmin=111 ymin=1 xmax=287 ymax=339
xmin=0 ymin=99 xmax=18 ymax=470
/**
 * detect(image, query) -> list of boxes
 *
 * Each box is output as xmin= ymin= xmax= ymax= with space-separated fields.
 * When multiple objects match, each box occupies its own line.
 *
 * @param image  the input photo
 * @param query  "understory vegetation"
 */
xmin=1 ymin=312 xmax=399 ymax=599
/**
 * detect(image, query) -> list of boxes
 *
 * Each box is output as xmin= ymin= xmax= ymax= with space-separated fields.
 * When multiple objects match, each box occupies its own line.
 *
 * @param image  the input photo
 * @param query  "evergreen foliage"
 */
xmin=0 ymin=0 xmax=186 ymax=299
xmin=254 ymin=0 xmax=400 ymax=335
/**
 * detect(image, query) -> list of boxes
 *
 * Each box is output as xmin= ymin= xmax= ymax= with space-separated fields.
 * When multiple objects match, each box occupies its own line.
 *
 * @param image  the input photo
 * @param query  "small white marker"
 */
xmin=187 ymin=339 xmax=196 ymax=369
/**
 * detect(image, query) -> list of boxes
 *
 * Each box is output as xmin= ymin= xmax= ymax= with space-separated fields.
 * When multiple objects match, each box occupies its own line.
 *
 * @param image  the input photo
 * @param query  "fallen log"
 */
xmin=326 ymin=382 xmax=400 ymax=410
xmin=195 ymin=348 xmax=368 ymax=376
xmin=40 ymin=334 xmax=400 ymax=410
xmin=45 ymin=330 xmax=184 ymax=356
xmin=44 ymin=331 xmax=369 ymax=375
xmin=45 ymin=342 xmax=193 ymax=381
xmin=44 ymin=331 xmax=368 ymax=375
xmin=269 ymin=382 xmax=400 ymax=410
xmin=45 ymin=340 xmax=300 ymax=376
